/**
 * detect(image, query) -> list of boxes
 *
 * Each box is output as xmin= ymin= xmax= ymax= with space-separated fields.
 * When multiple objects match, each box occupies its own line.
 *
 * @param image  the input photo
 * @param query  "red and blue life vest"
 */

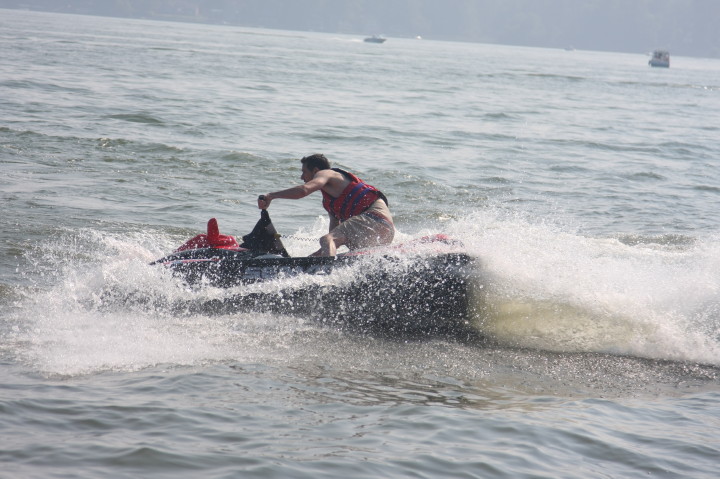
xmin=321 ymin=168 xmax=388 ymax=222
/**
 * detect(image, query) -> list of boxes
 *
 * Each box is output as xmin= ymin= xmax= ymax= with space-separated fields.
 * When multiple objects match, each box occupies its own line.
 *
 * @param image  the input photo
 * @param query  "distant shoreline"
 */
xmin=1 ymin=2 xmax=718 ymax=59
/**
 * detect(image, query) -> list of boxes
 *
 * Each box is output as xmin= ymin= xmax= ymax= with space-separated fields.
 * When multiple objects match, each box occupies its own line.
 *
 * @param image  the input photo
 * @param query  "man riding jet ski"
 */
xmin=258 ymin=154 xmax=393 ymax=257
xmin=151 ymin=154 xmax=475 ymax=335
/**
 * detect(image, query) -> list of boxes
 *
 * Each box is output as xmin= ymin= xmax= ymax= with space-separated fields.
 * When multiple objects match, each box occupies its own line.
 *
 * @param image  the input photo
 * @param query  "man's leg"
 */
xmin=318 ymin=231 xmax=348 ymax=257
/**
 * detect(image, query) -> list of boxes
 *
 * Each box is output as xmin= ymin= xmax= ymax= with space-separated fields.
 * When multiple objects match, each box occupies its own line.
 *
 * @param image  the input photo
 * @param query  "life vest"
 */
xmin=321 ymin=168 xmax=388 ymax=222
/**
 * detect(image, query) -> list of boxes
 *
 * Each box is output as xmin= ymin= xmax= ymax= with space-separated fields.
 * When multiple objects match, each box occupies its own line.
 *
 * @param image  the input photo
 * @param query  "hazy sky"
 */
xmin=2 ymin=0 xmax=718 ymax=57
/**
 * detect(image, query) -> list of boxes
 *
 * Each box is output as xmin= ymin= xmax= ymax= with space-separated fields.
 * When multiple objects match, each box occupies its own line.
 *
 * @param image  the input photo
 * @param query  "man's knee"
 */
xmin=319 ymin=234 xmax=332 ymax=247
xmin=322 ymin=232 xmax=347 ymax=246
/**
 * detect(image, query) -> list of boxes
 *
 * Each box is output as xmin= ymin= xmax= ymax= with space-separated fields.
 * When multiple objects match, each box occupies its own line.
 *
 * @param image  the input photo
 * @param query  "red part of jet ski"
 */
xmin=174 ymin=218 xmax=242 ymax=252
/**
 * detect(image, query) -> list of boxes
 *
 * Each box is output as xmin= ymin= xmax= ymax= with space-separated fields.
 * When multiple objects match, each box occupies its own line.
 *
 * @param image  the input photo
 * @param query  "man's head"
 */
xmin=300 ymin=154 xmax=330 ymax=171
xmin=300 ymin=154 xmax=330 ymax=182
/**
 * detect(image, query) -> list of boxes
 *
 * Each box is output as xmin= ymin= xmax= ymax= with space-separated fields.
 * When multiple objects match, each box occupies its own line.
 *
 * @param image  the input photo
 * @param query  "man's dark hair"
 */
xmin=300 ymin=154 xmax=331 ymax=171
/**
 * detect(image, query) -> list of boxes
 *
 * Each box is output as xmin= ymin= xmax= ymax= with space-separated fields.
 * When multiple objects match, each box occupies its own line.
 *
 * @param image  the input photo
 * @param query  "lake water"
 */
xmin=1 ymin=8 xmax=719 ymax=478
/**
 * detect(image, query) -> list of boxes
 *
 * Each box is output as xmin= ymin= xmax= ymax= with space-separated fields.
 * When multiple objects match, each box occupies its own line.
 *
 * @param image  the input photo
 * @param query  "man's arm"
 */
xmin=259 ymin=171 xmax=332 ymax=209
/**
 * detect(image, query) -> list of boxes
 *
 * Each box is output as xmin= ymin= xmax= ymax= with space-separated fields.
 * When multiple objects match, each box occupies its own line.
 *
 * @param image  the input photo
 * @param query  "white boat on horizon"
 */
xmin=649 ymin=49 xmax=670 ymax=68
xmin=364 ymin=35 xmax=386 ymax=44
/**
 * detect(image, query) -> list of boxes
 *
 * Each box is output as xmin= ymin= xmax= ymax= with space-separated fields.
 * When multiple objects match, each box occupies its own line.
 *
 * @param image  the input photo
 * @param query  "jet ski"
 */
xmin=152 ymin=211 xmax=476 ymax=336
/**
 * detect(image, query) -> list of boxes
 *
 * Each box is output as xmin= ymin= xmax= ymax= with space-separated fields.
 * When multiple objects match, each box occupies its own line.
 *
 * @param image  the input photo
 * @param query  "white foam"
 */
xmin=11 ymin=216 xmax=720 ymax=377
xmin=447 ymin=210 xmax=720 ymax=364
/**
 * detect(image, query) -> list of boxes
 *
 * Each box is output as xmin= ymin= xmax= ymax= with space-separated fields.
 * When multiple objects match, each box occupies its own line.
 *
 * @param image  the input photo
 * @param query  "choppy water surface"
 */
xmin=1 ymin=9 xmax=719 ymax=479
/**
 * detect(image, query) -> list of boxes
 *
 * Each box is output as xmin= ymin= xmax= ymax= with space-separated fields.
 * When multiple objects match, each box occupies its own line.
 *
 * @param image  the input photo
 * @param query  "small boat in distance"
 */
xmin=364 ymin=35 xmax=386 ymax=44
xmin=649 ymin=49 xmax=670 ymax=68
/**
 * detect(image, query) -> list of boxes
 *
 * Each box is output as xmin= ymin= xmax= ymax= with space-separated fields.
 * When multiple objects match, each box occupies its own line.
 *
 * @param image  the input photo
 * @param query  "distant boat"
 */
xmin=364 ymin=35 xmax=386 ymax=44
xmin=649 ymin=49 xmax=670 ymax=68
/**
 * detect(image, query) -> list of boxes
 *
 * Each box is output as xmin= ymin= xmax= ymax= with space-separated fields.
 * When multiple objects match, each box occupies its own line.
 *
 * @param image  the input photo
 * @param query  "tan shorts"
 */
xmin=332 ymin=200 xmax=395 ymax=250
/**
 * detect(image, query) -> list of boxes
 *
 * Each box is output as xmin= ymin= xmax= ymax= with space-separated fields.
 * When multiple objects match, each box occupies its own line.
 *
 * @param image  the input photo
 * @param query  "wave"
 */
xmin=0 ymin=79 xmax=92 ymax=95
xmin=694 ymin=185 xmax=720 ymax=194
xmin=106 ymin=113 xmax=165 ymax=125
xmin=615 ymin=233 xmax=696 ymax=248
xmin=1 ymin=126 xmax=189 ymax=156
xmin=472 ymin=71 xmax=720 ymax=94
xmin=448 ymin=211 xmax=720 ymax=365
xmin=616 ymin=79 xmax=720 ymax=93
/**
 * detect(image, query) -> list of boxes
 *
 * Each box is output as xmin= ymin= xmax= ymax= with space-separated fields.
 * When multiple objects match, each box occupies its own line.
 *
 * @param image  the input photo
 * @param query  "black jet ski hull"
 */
xmin=152 ymin=212 xmax=477 ymax=336
xmin=159 ymin=250 xmax=475 ymax=336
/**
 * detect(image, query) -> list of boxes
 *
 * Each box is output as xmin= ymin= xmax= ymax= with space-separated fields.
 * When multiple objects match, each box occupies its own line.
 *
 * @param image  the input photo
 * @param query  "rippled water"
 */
xmin=1 ymin=8 xmax=719 ymax=479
